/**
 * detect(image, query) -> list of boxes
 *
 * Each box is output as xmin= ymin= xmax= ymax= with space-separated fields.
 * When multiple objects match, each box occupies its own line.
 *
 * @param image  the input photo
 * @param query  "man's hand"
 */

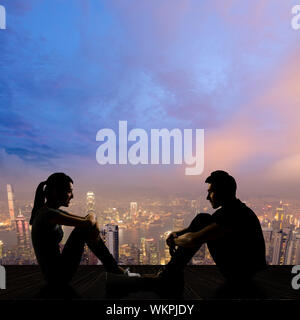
xmin=166 ymin=231 xmax=179 ymax=256
xmin=166 ymin=231 xmax=178 ymax=247
xmin=174 ymin=232 xmax=196 ymax=248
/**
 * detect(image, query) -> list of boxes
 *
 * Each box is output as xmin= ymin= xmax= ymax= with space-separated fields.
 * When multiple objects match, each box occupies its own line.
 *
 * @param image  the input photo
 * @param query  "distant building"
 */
xmin=86 ymin=191 xmax=95 ymax=214
xmin=0 ymin=240 xmax=3 ymax=264
xmin=103 ymin=224 xmax=119 ymax=263
xmin=86 ymin=191 xmax=104 ymax=227
xmin=15 ymin=209 xmax=31 ymax=263
xmin=271 ymin=228 xmax=292 ymax=265
xmin=81 ymin=245 xmax=99 ymax=265
xmin=294 ymin=234 xmax=300 ymax=265
xmin=273 ymin=201 xmax=292 ymax=230
xmin=119 ymin=244 xmax=140 ymax=265
xmin=144 ymin=238 xmax=159 ymax=265
xmin=262 ymin=227 xmax=273 ymax=264
xmin=140 ymin=237 xmax=147 ymax=264
xmin=159 ymin=231 xmax=171 ymax=265
xmin=192 ymin=246 xmax=206 ymax=265
xmin=130 ymin=202 xmax=137 ymax=219
xmin=139 ymin=237 xmax=159 ymax=265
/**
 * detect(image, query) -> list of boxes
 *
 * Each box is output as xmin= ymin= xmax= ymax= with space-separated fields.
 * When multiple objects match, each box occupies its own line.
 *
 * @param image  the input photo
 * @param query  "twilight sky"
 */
xmin=1 ymin=0 xmax=300 ymax=200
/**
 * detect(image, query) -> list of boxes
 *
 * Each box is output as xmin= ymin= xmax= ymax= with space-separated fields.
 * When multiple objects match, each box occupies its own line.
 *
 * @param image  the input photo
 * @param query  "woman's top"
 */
xmin=31 ymin=206 xmax=65 ymax=282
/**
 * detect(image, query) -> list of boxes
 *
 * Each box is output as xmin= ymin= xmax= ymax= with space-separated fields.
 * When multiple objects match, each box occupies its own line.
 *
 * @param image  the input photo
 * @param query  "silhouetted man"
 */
xmin=158 ymin=170 xmax=266 ymax=292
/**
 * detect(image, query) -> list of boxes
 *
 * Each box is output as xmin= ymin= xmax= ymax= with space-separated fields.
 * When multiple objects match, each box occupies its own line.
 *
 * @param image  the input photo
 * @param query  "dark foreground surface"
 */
xmin=0 ymin=265 xmax=299 ymax=300
xmin=0 ymin=265 xmax=299 ymax=316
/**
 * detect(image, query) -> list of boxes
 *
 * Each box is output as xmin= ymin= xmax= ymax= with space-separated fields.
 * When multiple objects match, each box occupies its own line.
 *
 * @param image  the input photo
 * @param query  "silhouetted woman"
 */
xmin=30 ymin=172 xmax=123 ymax=286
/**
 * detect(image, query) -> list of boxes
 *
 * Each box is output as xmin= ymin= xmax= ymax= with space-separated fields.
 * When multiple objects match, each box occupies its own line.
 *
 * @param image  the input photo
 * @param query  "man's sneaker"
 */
xmin=142 ymin=267 xmax=165 ymax=279
xmin=142 ymin=268 xmax=184 ymax=298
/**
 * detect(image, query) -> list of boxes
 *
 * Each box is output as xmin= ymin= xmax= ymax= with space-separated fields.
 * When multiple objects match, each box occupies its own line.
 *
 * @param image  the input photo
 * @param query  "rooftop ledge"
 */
xmin=0 ymin=265 xmax=298 ymax=301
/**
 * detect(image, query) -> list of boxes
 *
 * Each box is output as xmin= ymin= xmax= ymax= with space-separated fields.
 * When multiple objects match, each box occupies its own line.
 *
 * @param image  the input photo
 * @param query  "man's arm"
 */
xmin=165 ymin=227 xmax=191 ymax=255
xmin=174 ymin=228 xmax=190 ymax=237
xmin=174 ymin=222 xmax=231 ymax=248
xmin=166 ymin=227 xmax=189 ymax=247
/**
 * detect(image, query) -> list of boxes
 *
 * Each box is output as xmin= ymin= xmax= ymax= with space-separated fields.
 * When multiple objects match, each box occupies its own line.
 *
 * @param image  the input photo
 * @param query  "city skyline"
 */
xmin=1 ymin=181 xmax=300 ymax=266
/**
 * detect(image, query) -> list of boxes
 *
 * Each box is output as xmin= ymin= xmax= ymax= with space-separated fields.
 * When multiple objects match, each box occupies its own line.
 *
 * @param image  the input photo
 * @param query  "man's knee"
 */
xmin=188 ymin=213 xmax=213 ymax=232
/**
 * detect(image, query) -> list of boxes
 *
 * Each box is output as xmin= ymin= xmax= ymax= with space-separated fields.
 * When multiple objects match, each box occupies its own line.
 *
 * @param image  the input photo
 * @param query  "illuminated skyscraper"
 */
xmin=103 ymin=224 xmax=119 ymax=263
xmin=282 ymin=227 xmax=292 ymax=264
xmin=86 ymin=191 xmax=103 ymax=227
xmin=0 ymin=240 xmax=3 ymax=264
xmin=273 ymin=201 xmax=288 ymax=230
xmin=140 ymin=237 xmax=147 ymax=264
xmin=144 ymin=238 xmax=159 ymax=265
xmin=271 ymin=228 xmax=291 ymax=265
xmin=294 ymin=234 xmax=300 ymax=265
xmin=7 ymin=184 xmax=15 ymax=227
xmin=272 ymin=231 xmax=283 ymax=265
xmin=130 ymin=202 xmax=137 ymax=219
xmin=119 ymin=244 xmax=140 ymax=265
xmin=111 ymin=208 xmax=119 ymax=221
xmin=286 ymin=232 xmax=297 ymax=265
xmin=81 ymin=245 xmax=99 ymax=265
xmin=15 ymin=209 xmax=31 ymax=262
xmin=262 ymin=228 xmax=273 ymax=264
xmin=86 ymin=191 xmax=95 ymax=214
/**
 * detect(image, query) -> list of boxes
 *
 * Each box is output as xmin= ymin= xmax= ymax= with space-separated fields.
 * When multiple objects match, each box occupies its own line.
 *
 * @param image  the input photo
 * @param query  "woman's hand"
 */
xmin=84 ymin=213 xmax=97 ymax=228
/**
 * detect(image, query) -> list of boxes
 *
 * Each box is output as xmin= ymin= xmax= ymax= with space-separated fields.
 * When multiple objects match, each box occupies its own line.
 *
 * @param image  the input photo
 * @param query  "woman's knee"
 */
xmin=72 ymin=223 xmax=100 ymax=242
xmin=76 ymin=220 xmax=99 ymax=231
xmin=84 ymin=223 xmax=101 ymax=242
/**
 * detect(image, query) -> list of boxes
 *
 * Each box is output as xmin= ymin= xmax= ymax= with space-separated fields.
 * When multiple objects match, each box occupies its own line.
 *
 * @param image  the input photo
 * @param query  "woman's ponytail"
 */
xmin=30 ymin=173 xmax=73 ymax=225
xmin=30 ymin=181 xmax=47 ymax=225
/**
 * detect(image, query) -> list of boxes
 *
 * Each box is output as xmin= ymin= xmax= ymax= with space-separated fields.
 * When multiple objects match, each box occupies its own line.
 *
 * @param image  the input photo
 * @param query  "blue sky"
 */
xmin=1 ymin=1 xmax=300 ymax=198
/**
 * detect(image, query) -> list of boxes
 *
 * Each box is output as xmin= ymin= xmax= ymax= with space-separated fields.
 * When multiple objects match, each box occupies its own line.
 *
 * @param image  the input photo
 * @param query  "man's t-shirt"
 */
xmin=31 ymin=206 xmax=65 ymax=282
xmin=209 ymin=199 xmax=266 ymax=280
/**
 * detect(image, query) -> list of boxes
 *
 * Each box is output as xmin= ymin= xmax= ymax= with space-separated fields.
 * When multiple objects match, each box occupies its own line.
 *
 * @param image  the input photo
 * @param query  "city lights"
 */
xmin=0 ymin=183 xmax=300 ymax=266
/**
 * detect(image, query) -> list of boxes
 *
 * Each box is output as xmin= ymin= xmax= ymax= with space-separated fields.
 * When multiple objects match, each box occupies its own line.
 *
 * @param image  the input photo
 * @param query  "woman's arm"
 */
xmin=48 ymin=209 xmax=95 ymax=228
